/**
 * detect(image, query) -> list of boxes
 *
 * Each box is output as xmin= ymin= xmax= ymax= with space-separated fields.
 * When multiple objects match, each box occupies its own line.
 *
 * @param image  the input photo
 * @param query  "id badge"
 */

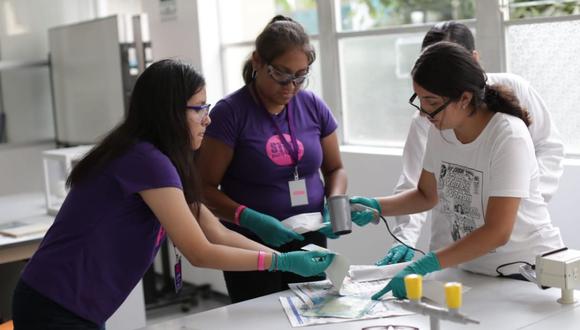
xmin=289 ymin=179 xmax=308 ymax=206
xmin=174 ymin=255 xmax=183 ymax=293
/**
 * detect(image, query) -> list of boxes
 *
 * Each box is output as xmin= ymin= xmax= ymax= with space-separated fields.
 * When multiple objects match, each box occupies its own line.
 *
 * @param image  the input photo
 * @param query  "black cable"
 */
xmin=495 ymin=261 xmax=534 ymax=277
xmin=379 ymin=215 xmax=426 ymax=256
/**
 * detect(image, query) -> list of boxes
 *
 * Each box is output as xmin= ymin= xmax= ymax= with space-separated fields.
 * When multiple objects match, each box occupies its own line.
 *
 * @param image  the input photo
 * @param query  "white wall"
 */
xmin=0 ymin=143 xmax=54 ymax=196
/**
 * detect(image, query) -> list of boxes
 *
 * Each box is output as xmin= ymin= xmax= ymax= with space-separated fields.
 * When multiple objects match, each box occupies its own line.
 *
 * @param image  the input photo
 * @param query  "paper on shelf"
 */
xmin=0 ymin=222 xmax=51 ymax=238
xmin=281 ymin=212 xmax=325 ymax=234
xmin=301 ymin=244 xmax=349 ymax=290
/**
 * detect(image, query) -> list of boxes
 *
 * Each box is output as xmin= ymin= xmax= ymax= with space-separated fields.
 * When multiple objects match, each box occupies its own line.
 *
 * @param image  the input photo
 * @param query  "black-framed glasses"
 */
xmin=409 ymin=93 xmax=453 ymax=119
xmin=186 ymin=104 xmax=211 ymax=122
xmin=267 ymin=64 xmax=310 ymax=86
xmin=361 ymin=325 xmax=418 ymax=330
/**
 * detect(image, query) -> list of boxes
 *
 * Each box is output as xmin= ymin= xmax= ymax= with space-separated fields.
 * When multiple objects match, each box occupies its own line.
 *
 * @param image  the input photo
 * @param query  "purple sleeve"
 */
xmin=113 ymin=144 xmax=183 ymax=196
xmin=205 ymin=99 xmax=238 ymax=148
xmin=311 ymin=92 xmax=337 ymax=138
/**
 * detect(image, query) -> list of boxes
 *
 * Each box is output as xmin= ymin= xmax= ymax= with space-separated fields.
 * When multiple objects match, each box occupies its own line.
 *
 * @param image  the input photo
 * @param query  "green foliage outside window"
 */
xmin=510 ymin=0 xmax=580 ymax=19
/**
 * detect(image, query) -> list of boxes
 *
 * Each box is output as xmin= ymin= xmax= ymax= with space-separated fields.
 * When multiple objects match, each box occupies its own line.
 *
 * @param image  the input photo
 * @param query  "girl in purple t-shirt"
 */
xmin=198 ymin=16 xmax=347 ymax=303
xmin=12 ymin=59 xmax=334 ymax=329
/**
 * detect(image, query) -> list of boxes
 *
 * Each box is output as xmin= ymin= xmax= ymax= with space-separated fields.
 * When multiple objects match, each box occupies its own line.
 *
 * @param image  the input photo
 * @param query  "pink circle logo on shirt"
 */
xmin=266 ymin=134 xmax=304 ymax=166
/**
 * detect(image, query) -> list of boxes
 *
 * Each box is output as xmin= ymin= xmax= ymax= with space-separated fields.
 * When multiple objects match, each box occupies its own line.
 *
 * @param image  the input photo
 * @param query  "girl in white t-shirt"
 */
xmin=352 ymin=41 xmax=564 ymax=300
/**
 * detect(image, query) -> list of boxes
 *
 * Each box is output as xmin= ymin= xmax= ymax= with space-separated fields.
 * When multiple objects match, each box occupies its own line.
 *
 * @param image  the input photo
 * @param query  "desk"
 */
xmin=0 ymin=193 xmax=53 ymax=264
xmin=137 ymin=268 xmax=580 ymax=330
xmin=0 ymin=193 xmax=146 ymax=330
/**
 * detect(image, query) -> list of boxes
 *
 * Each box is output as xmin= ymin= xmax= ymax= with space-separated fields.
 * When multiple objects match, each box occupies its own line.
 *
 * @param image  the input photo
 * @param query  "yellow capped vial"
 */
xmin=445 ymin=282 xmax=462 ymax=309
xmin=404 ymin=274 xmax=423 ymax=301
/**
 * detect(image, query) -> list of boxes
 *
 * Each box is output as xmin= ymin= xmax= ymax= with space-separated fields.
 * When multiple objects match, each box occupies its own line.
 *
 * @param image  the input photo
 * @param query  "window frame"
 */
xmin=215 ymin=0 xmax=580 ymax=156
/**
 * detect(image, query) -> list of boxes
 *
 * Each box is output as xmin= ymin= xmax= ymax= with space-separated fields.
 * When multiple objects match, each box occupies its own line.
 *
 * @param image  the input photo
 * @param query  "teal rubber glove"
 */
xmin=372 ymin=252 xmax=441 ymax=300
xmin=349 ymin=196 xmax=381 ymax=226
xmin=271 ymin=250 xmax=335 ymax=277
xmin=318 ymin=204 xmax=339 ymax=239
xmin=375 ymin=244 xmax=415 ymax=266
xmin=239 ymin=208 xmax=304 ymax=247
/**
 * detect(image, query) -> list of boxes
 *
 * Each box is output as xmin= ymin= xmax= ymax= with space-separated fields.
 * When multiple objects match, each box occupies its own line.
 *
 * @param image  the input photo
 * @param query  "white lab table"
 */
xmin=138 ymin=268 xmax=580 ymax=330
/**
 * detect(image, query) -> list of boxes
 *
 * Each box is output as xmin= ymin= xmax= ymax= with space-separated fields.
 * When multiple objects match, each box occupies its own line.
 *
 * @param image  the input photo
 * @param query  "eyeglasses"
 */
xmin=267 ymin=64 xmax=310 ymax=86
xmin=186 ymin=104 xmax=211 ymax=122
xmin=361 ymin=325 xmax=418 ymax=330
xmin=409 ymin=93 xmax=453 ymax=119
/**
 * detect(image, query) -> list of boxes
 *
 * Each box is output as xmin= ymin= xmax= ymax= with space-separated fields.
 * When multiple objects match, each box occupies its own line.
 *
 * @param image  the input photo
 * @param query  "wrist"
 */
xmin=257 ymin=251 xmax=266 ymax=271
xmin=371 ymin=198 xmax=382 ymax=214
xmin=234 ymin=205 xmax=247 ymax=226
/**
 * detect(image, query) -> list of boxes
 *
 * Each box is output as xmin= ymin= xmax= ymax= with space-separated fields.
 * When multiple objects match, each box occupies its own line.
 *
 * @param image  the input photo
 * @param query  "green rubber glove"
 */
xmin=372 ymin=252 xmax=441 ymax=300
xmin=270 ymin=251 xmax=335 ymax=277
xmin=239 ymin=208 xmax=304 ymax=247
xmin=318 ymin=204 xmax=339 ymax=239
xmin=375 ymin=244 xmax=415 ymax=266
xmin=349 ymin=196 xmax=381 ymax=226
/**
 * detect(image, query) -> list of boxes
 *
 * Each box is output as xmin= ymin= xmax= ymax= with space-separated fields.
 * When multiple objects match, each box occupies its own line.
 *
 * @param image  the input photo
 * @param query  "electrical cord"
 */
xmin=495 ymin=261 xmax=534 ymax=277
xmin=379 ymin=215 xmax=426 ymax=256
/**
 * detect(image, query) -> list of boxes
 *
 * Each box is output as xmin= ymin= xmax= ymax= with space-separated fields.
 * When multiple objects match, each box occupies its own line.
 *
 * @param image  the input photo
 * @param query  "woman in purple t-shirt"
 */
xmin=198 ymin=16 xmax=347 ymax=303
xmin=11 ymin=59 xmax=334 ymax=329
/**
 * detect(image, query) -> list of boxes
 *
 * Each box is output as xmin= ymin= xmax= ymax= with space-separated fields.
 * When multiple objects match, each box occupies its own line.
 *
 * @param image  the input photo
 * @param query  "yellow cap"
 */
xmin=404 ymin=274 xmax=422 ymax=301
xmin=445 ymin=282 xmax=462 ymax=309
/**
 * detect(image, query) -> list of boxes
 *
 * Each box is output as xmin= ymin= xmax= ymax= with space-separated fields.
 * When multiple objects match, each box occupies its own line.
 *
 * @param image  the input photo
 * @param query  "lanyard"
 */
xmin=251 ymin=83 xmax=301 ymax=179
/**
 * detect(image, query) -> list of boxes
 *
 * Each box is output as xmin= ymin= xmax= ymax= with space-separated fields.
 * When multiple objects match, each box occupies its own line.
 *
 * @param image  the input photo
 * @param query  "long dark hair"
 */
xmin=67 ymin=59 xmax=205 ymax=205
xmin=242 ymin=15 xmax=315 ymax=84
xmin=422 ymin=21 xmax=475 ymax=51
xmin=412 ymin=41 xmax=530 ymax=126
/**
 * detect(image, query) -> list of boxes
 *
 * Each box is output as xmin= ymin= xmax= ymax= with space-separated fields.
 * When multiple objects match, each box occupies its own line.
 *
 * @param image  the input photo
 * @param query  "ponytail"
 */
xmin=483 ymin=84 xmax=531 ymax=127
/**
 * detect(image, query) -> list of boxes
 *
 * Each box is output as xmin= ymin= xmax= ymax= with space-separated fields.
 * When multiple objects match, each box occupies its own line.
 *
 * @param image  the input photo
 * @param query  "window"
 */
xmin=505 ymin=2 xmax=580 ymax=154
xmin=218 ymin=0 xmax=321 ymax=96
xmin=216 ymin=0 xmax=580 ymax=155
xmin=338 ymin=0 xmax=475 ymax=31
xmin=508 ymin=0 xmax=580 ymax=19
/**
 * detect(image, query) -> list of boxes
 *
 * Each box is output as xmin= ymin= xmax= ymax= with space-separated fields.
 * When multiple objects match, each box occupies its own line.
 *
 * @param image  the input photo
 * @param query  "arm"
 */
xmin=141 ymin=187 xmax=271 ymax=270
xmin=197 ymin=137 xmax=238 ymax=222
xmin=372 ymin=196 xmax=521 ymax=300
xmin=140 ymin=187 xmax=332 ymax=275
xmin=376 ymin=169 xmax=439 ymax=217
xmin=436 ymin=196 xmax=520 ymax=267
xmin=320 ymin=131 xmax=347 ymax=197
xmin=523 ymin=83 xmax=564 ymax=203
xmin=391 ymin=114 xmax=431 ymax=246
xmin=196 ymin=203 xmax=275 ymax=253
xmin=197 ymin=137 xmax=303 ymax=246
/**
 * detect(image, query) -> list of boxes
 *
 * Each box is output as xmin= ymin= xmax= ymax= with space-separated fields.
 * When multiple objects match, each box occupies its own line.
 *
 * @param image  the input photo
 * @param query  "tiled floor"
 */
xmin=145 ymin=292 xmax=230 ymax=326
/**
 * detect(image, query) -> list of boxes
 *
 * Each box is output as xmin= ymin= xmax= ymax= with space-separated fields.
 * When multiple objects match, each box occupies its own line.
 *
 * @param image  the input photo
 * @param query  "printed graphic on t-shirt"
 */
xmin=266 ymin=133 xmax=305 ymax=166
xmin=437 ymin=162 xmax=484 ymax=242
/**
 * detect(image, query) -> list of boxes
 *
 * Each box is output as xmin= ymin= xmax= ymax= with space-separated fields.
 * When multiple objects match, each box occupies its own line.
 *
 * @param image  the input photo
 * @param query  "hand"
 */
xmin=372 ymin=252 xmax=441 ymax=300
xmin=375 ymin=244 xmax=415 ymax=266
xmin=349 ymin=196 xmax=381 ymax=226
xmin=318 ymin=204 xmax=339 ymax=239
xmin=239 ymin=208 xmax=304 ymax=247
xmin=273 ymin=251 xmax=335 ymax=277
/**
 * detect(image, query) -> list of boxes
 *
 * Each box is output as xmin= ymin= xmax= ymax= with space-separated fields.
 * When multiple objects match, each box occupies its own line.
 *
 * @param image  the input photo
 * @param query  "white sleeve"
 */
xmin=521 ymin=82 xmax=564 ymax=203
xmin=391 ymin=113 xmax=430 ymax=247
xmin=489 ymin=134 xmax=533 ymax=198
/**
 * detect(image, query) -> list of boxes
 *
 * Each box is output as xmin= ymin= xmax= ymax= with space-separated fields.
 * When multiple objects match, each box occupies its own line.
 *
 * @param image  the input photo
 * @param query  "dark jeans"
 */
xmin=12 ymin=279 xmax=105 ymax=330
xmin=224 ymin=231 xmax=327 ymax=303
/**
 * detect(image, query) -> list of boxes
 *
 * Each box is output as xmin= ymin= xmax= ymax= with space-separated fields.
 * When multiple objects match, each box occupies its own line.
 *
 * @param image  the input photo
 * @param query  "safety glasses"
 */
xmin=267 ymin=64 xmax=310 ymax=86
xmin=186 ymin=104 xmax=211 ymax=122
xmin=409 ymin=93 xmax=452 ymax=119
